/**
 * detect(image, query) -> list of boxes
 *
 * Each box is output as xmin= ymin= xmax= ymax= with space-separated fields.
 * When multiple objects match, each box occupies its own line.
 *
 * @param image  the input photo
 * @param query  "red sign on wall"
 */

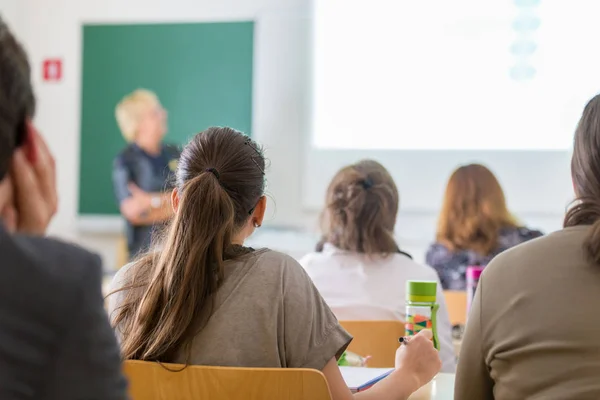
xmin=43 ymin=59 xmax=62 ymax=82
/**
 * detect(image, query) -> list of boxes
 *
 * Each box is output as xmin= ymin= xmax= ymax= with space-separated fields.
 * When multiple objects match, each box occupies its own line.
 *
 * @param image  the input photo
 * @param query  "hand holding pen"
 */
xmin=394 ymin=330 xmax=441 ymax=392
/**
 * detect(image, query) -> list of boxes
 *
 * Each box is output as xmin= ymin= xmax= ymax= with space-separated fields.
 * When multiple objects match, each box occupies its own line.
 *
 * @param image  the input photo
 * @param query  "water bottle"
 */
xmin=466 ymin=266 xmax=484 ymax=316
xmin=405 ymin=280 xmax=440 ymax=350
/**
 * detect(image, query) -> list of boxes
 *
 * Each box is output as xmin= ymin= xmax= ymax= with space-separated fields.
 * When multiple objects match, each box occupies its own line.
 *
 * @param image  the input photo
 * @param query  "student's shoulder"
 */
xmin=251 ymin=249 xmax=308 ymax=278
xmin=253 ymin=248 xmax=300 ymax=267
xmin=10 ymin=234 xmax=103 ymax=297
xmin=499 ymin=225 xmax=543 ymax=247
xmin=515 ymin=226 xmax=544 ymax=241
xmin=110 ymin=260 xmax=135 ymax=291
xmin=426 ymin=241 xmax=452 ymax=256
xmin=485 ymin=227 xmax=578 ymax=278
xmin=388 ymin=253 xmax=440 ymax=280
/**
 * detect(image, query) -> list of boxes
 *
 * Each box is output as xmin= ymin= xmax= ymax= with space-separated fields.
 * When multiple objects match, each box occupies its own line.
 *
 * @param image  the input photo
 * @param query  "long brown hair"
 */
xmin=318 ymin=159 xmax=400 ymax=254
xmin=436 ymin=164 xmax=517 ymax=255
xmin=564 ymin=94 xmax=600 ymax=264
xmin=109 ymin=127 xmax=265 ymax=361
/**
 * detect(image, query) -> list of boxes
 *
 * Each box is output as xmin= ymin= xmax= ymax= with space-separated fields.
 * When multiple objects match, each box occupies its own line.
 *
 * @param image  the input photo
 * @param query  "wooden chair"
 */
xmin=443 ymin=290 xmax=467 ymax=325
xmin=123 ymin=360 xmax=332 ymax=400
xmin=339 ymin=320 xmax=404 ymax=368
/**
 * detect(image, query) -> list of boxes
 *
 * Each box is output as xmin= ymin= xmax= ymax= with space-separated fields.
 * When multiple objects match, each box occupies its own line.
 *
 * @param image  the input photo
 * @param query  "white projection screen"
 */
xmin=304 ymin=0 xmax=599 ymax=214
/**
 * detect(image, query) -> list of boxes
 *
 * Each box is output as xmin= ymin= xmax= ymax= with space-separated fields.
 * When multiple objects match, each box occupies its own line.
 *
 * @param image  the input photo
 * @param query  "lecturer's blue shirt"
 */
xmin=112 ymin=143 xmax=180 ymax=260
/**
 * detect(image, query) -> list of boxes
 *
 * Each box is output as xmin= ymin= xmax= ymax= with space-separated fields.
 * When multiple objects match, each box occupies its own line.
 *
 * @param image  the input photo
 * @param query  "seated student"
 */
xmin=455 ymin=95 xmax=600 ymax=399
xmin=107 ymin=127 xmax=441 ymax=400
xmin=426 ymin=163 xmax=542 ymax=290
xmin=300 ymin=160 xmax=455 ymax=373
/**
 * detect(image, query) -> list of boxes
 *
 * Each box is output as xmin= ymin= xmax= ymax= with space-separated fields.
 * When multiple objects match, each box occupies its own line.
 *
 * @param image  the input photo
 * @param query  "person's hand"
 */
xmin=10 ymin=127 xmax=58 ymax=235
xmin=0 ymin=178 xmax=17 ymax=233
xmin=128 ymin=183 xmax=153 ymax=210
xmin=394 ymin=330 xmax=442 ymax=392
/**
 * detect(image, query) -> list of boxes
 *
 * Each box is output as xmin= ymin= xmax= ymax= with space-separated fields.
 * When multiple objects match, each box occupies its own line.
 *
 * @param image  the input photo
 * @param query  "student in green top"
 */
xmin=107 ymin=127 xmax=441 ymax=400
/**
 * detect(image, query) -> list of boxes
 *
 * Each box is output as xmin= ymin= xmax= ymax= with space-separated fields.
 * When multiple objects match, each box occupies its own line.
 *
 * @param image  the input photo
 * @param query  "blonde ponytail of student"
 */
xmin=110 ymin=127 xmax=265 ymax=362
xmin=564 ymin=94 xmax=600 ymax=265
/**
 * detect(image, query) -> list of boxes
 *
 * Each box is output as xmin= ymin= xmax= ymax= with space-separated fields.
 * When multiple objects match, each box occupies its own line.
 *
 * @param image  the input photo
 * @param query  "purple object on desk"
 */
xmin=466 ymin=266 xmax=484 ymax=316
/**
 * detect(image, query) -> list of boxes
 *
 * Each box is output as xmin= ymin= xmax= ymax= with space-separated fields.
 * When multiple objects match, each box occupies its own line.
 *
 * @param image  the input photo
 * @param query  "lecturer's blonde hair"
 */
xmin=115 ymin=89 xmax=160 ymax=142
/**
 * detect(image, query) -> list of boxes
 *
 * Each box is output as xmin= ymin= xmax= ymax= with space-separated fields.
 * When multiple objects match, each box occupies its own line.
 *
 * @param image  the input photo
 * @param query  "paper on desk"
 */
xmin=339 ymin=367 xmax=393 ymax=392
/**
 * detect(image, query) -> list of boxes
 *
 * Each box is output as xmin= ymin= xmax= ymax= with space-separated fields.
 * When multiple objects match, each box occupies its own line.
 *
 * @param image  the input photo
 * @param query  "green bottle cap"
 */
xmin=406 ymin=280 xmax=437 ymax=303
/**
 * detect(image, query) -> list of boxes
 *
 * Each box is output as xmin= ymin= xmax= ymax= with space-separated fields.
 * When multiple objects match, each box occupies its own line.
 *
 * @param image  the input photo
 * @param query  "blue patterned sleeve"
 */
xmin=425 ymin=243 xmax=469 ymax=290
xmin=522 ymin=228 xmax=543 ymax=241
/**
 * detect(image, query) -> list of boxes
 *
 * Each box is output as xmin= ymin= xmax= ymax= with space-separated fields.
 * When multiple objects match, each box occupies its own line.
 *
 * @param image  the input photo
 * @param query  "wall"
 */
xmin=3 ymin=0 xmax=565 ymax=270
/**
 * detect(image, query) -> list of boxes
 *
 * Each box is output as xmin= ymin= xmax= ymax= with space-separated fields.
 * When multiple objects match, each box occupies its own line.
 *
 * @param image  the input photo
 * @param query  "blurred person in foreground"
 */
xmin=113 ymin=89 xmax=180 ymax=260
xmin=455 ymin=95 xmax=600 ymax=399
xmin=0 ymin=17 xmax=127 ymax=399
xmin=426 ymin=163 xmax=542 ymax=290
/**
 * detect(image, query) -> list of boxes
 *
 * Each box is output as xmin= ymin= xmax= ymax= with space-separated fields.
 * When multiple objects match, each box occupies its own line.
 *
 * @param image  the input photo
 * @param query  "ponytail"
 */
xmin=115 ymin=171 xmax=235 ymax=361
xmin=564 ymin=197 xmax=600 ymax=265
xmin=320 ymin=160 xmax=400 ymax=255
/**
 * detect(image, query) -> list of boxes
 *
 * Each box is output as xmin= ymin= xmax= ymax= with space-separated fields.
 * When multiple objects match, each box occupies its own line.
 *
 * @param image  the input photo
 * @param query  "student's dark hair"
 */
xmin=0 ymin=17 xmax=35 ymax=179
xmin=317 ymin=159 xmax=400 ymax=254
xmin=564 ymin=94 xmax=600 ymax=265
xmin=110 ymin=127 xmax=265 ymax=361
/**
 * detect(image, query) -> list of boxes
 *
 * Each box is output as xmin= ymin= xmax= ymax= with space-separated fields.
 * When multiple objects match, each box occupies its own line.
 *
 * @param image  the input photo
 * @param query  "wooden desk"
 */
xmin=418 ymin=373 xmax=455 ymax=400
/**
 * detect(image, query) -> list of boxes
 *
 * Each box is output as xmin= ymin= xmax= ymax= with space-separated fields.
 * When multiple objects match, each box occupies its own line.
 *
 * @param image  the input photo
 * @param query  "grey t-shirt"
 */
xmin=107 ymin=248 xmax=352 ymax=370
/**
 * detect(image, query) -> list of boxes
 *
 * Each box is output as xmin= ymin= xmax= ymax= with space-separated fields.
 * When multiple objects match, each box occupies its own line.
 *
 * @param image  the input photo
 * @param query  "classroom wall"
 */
xmin=7 ymin=0 xmax=314 ymax=269
xmin=2 ymin=0 xmax=565 ymax=270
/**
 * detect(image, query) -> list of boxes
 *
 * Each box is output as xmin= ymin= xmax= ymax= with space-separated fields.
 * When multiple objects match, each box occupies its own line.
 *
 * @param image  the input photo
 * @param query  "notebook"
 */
xmin=340 ymin=367 xmax=394 ymax=393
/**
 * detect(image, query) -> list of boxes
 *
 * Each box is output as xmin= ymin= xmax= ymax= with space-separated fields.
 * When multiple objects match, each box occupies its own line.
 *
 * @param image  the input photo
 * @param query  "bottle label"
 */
xmin=405 ymin=313 xmax=432 ymax=336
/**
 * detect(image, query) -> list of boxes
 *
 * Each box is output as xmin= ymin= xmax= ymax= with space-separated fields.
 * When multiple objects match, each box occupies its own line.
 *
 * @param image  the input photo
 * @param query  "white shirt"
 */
xmin=299 ymin=243 xmax=456 ymax=373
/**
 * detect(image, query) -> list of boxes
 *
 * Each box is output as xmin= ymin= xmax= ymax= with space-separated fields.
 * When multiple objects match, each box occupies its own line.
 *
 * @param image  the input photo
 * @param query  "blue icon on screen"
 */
xmin=510 ymin=41 xmax=537 ymax=57
xmin=510 ymin=0 xmax=539 ymax=82
xmin=510 ymin=65 xmax=536 ymax=81
xmin=512 ymin=16 xmax=541 ymax=33
xmin=514 ymin=0 xmax=541 ymax=6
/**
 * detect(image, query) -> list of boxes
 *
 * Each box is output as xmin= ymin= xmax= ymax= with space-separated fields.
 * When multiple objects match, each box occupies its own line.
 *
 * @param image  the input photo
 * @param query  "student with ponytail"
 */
xmin=300 ymin=160 xmax=455 ymax=372
xmin=455 ymin=94 xmax=600 ymax=399
xmin=107 ymin=128 xmax=441 ymax=400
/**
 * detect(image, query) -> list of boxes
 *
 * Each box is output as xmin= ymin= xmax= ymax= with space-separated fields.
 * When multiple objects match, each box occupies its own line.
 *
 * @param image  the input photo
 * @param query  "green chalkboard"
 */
xmin=79 ymin=22 xmax=254 ymax=215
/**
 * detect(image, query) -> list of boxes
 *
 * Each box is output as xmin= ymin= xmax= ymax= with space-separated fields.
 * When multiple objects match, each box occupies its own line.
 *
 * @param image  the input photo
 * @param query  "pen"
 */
xmin=398 ymin=336 xmax=410 ymax=345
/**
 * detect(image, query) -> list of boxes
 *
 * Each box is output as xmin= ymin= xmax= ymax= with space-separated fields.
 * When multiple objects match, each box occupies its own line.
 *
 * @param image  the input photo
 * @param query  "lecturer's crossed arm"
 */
xmin=112 ymin=157 xmax=173 ymax=226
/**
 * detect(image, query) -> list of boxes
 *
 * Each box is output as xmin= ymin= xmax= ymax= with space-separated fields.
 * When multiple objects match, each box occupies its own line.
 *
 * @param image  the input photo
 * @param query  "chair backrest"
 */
xmin=443 ymin=290 xmax=467 ymax=325
xmin=339 ymin=320 xmax=404 ymax=368
xmin=123 ymin=360 xmax=332 ymax=400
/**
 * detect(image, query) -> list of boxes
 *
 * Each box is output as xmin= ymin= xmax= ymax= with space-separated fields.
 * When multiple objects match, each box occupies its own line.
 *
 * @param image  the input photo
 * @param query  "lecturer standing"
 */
xmin=112 ymin=89 xmax=180 ymax=260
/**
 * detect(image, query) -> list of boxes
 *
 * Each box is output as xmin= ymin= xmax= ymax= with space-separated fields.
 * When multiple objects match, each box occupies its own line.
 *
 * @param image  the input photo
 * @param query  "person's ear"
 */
xmin=171 ymin=188 xmax=180 ymax=213
xmin=251 ymin=196 xmax=267 ymax=228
